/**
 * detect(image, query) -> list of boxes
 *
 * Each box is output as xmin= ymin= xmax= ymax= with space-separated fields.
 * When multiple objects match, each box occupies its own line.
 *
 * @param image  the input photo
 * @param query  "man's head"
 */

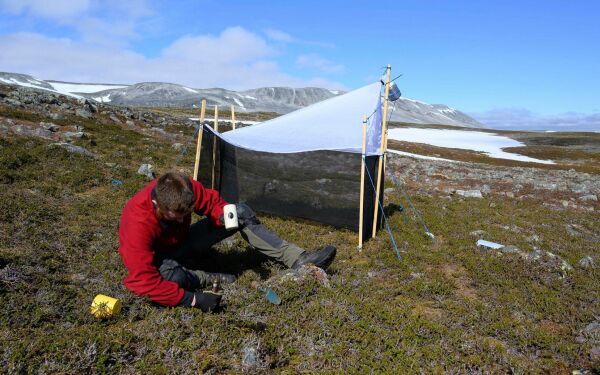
xmin=154 ymin=171 xmax=195 ymax=222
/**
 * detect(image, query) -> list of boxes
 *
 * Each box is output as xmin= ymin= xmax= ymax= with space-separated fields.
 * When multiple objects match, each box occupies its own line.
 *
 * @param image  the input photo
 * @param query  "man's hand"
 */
xmin=191 ymin=291 xmax=222 ymax=312
xmin=181 ymin=290 xmax=222 ymax=312
xmin=235 ymin=203 xmax=259 ymax=227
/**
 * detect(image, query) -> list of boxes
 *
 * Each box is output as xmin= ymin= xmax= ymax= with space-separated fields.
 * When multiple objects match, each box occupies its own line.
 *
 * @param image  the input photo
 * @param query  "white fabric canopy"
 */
xmin=219 ymin=82 xmax=383 ymax=155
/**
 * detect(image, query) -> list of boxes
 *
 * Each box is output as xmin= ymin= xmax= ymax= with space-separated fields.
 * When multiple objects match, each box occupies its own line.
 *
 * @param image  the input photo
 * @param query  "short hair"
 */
xmin=155 ymin=171 xmax=195 ymax=213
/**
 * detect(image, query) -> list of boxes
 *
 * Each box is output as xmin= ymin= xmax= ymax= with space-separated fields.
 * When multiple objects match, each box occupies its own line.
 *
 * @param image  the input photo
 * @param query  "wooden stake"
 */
xmin=211 ymin=105 xmax=219 ymax=190
xmin=372 ymin=64 xmax=392 ymax=238
xmin=193 ymin=99 xmax=206 ymax=181
xmin=358 ymin=115 xmax=367 ymax=250
xmin=231 ymin=104 xmax=236 ymax=130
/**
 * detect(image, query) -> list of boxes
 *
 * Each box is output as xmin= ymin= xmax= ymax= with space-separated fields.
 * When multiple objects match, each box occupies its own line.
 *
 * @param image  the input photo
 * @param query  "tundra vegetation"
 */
xmin=0 ymin=83 xmax=599 ymax=373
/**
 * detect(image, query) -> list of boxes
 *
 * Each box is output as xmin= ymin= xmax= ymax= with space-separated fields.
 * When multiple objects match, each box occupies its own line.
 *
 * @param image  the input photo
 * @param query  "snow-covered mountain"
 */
xmin=0 ymin=72 xmax=483 ymax=128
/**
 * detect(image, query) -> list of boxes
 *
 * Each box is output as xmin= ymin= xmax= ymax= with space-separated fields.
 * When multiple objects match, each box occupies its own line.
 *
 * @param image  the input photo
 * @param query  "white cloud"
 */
xmin=163 ymin=27 xmax=274 ymax=64
xmin=470 ymin=108 xmax=600 ymax=132
xmin=296 ymin=53 xmax=344 ymax=74
xmin=0 ymin=30 xmax=345 ymax=90
xmin=0 ymin=0 xmax=92 ymax=20
xmin=263 ymin=28 xmax=335 ymax=48
xmin=0 ymin=0 xmax=153 ymax=47
xmin=264 ymin=28 xmax=295 ymax=43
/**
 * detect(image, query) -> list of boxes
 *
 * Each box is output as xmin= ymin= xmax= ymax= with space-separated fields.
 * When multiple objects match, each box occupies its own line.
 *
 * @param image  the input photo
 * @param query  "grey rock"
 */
xmin=384 ymin=187 xmax=395 ymax=195
xmin=470 ymin=230 xmax=487 ymax=237
xmin=62 ymin=131 xmax=86 ymax=141
xmin=39 ymin=122 xmax=60 ymax=132
xmin=85 ymin=99 xmax=98 ymax=113
xmin=109 ymin=114 xmax=121 ymax=123
xmin=48 ymin=142 xmax=94 ymax=157
xmin=500 ymin=245 xmax=521 ymax=254
xmin=527 ymin=249 xmax=544 ymax=261
xmin=455 ymin=189 xmax=483 ymax=198
xmin=526 ymin=234 xmax=540 ymax=243
xmin=137 ymin=164 xmax=155 ymax=179
xmin=578 ymin=256 xmax=596 ymax=269
xmin=11 ymin=125 xmax=53 ymax=139
xmin=171 ymin=143 xmax=187 ymax=153
xmin=579 ymin=194 xmax=598 ymax=202
xmin=75 ymin=108 xmax=91 ymax=118
xmin=242 ymin=345 xmax=258 ymax=368
xmin=480 ymin=184 xmax=491 ymax=194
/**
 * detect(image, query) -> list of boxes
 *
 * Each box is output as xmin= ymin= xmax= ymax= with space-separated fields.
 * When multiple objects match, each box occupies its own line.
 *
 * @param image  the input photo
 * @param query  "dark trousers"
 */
xmin=155 ymin=218 xmax=304 ymax=290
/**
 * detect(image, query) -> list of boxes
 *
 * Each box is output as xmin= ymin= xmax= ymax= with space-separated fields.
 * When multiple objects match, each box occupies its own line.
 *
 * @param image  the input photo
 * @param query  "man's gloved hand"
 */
xmin=235 ymin=203 xmax=260 ymax=227
xmin=181 ymin=291 xmax=222 ymax=312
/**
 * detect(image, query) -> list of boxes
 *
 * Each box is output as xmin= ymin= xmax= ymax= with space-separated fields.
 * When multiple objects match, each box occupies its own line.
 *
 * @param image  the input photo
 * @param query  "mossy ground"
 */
xmin=1 ymin=105 xmax=599 ymax=373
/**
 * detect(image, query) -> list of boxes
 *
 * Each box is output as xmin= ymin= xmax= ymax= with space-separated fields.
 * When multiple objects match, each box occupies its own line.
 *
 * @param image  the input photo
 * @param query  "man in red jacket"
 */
xmin=119 ymin=171 xmax=336 ymax=312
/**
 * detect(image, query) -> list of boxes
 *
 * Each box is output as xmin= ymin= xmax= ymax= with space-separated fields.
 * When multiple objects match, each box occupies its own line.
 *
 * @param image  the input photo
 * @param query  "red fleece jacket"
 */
xmin=118 ymin=178 xmax=227 ymax=306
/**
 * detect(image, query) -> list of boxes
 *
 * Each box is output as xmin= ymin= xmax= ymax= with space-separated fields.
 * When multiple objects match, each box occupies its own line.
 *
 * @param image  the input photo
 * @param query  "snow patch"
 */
xmin=387 ymin=149 xmax=458 ymax=162
xmin=233 ymin=97 xmax=245 ymax=108
xmin=48 ymin=82 xmax=127 ymax=94
xmin=183 ymin=86 xmax=198 ymax=93
xmin=93 ymin=94 xmax=112 ymax=103
xmin=0 ymin=77 xmax=83 ymax=99
xmin=387 ymin=128 xmax=555 ymax=164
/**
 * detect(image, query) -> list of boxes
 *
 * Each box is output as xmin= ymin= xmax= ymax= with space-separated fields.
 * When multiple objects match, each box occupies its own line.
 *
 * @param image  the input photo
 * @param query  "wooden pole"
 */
xmin=193 ymin=99 xmax=206 ymax=181
xmin=358 ymin=115 xmax=367 ymax=250
xmin=231 ymin=104 xmax=236 ymax=130
xmin=211 ymin=105 xmax=219 ymax=190
xmin=372 ymin=64 xmax=392 ymax=238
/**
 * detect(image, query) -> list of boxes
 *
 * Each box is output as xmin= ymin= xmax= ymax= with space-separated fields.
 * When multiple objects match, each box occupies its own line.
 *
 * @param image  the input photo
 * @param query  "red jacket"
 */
xmin=118 ymin=178 xmax=228 ymax=306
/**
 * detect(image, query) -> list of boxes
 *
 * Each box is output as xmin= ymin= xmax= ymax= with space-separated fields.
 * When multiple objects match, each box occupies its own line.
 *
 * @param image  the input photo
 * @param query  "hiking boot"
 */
xmin=291 ymin=245 xmax=336 ymax=270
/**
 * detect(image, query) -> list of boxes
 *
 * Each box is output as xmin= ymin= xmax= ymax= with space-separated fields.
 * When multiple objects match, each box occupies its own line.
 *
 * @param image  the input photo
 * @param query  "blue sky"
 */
xmin=0 ymin=0 xmax=599 ymax=128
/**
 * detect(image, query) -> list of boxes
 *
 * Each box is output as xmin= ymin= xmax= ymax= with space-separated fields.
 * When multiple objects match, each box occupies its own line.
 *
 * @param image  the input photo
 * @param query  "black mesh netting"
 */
xmin=197 ymin=126 xmax=383 ymax=238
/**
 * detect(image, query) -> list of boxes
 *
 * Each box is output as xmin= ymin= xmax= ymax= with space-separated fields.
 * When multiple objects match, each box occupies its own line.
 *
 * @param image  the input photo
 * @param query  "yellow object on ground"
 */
xmin=90 ymin=294 xmax=121 ymax=318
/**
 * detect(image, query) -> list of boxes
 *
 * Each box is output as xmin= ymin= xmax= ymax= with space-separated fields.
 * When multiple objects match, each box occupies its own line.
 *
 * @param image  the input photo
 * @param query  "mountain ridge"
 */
xmin=0 ymin=71 xmax=484 ymax=128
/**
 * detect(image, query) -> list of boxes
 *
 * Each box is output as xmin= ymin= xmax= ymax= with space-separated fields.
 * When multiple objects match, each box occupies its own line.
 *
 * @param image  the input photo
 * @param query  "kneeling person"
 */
xmin=118 ymin=171 xmax=336 ymax=312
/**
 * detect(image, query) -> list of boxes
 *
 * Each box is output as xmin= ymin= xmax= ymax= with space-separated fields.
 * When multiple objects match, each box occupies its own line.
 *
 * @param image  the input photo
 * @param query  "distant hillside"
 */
xmin=0 ymin=71 xmax=483 ymax=128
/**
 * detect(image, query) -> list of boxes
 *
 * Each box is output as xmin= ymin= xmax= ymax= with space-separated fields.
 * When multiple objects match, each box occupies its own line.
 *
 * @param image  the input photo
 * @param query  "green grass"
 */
xmin=0 ymin=104 xmax=599 ymax=373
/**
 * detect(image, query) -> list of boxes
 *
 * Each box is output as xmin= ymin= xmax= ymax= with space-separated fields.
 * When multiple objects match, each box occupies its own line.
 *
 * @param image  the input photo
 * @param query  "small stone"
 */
xmin=470 ymin=230 xmax=487 ymax=237
xmin=579 ymin=195 xmax=598 ymax=202
xmin=526 ymin=234 xmax=540 ymax=243
xmin=481 ymin=184 xmax=491 ymax=194
xmin=109 ymin=114 xmax=121 ymax=123
xmin=137 ymin=164 xmax=155 ymax=179
xmin=578 ymin=256 xmax=596 ymax=269
xmin=506 ymin=191 xmax=515 ymax=198
xmin=384 ymin=187 xmax=395 ymax=195
xmin=561 ymin=200 xmax=569 ymax=208
xmin=455 ymin=189 xmax=483 ymax=198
